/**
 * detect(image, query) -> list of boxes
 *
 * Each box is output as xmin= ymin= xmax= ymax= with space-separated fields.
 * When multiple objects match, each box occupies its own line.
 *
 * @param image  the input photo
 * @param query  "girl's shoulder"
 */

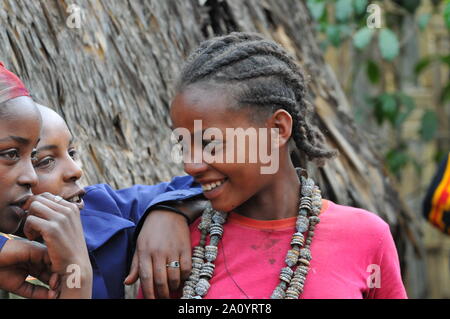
xmin=320 ymin=199 xmax=392 ymax=241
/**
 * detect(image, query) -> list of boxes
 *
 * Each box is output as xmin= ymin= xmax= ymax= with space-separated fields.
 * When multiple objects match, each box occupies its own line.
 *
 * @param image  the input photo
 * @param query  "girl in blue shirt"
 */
xmin=0 ymin=63 xmax=93 ymax=298
xmin=29 ymin=104 xmax=202 ymax=298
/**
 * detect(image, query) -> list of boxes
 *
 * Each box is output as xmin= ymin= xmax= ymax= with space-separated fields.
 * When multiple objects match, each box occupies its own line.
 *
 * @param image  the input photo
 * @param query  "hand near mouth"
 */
xmin=21 ymin=192 xmax=93 ymax=299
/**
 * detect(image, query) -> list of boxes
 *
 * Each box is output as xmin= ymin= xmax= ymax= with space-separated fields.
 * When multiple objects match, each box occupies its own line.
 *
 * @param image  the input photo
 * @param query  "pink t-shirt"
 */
xmin=138 ymin=199 xmax=407 ymax=299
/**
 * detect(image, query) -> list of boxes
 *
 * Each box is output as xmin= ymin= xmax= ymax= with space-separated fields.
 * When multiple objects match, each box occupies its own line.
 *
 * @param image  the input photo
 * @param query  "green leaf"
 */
xmin=397 ymin=92 xmax=416 ymax=111
xmin=419 ymin=110 xmax=438 ymax=141
xmin=398 ymin=0 xmax=421 ymax=14
xmin=386 ymin=149 xmax=409 ymax=176
xmin=414 ymin=57 xmax=433 ymax=75
xmin=441 ymin=82 xmax=450 ymax=103
xmin=353 ymin=0 xmax=368 ymax=15
xmin=366 ymin=60 xmax=380 ymax=84
xmin=440 ymin=54 xmax=450 ymax=67
xmin=444 ymin=2 xmax=450 ymax=29
xmin=336 ymin=0 xmax=354 ymax=22
xmin=418 ymin=13 xmax=431 ymax=31
xmin=353 ymin=27 xmax=374 ymax=49
xmin=380 ymin=93 xmax=398 ymax=124
xmin=307 ymin=0 xmax=326 ymax=21
xmin=326 ymin=25 xmax=342 ymax=47
xmin=395 ymin=93 xmax=416 ymax=127
xmin=379 ymin=28 xmax=400 ymax=61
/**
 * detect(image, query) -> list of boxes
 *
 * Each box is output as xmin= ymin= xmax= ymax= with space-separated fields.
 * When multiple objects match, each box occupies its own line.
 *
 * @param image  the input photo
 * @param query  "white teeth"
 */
xmin=202 ymin=179 xmax=225 ymax=192
xmin=67 ymin=195 xmax=81 ymax=203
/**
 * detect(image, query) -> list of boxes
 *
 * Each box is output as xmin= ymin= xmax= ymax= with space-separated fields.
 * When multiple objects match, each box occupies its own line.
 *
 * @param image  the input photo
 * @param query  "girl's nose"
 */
xmin=18 ymin=159 xmax=38 ymax=189
xmin=184 ymin=161 xmax=209 ymax=177
xmin=63 ymin=157 xmax=83 ymax=182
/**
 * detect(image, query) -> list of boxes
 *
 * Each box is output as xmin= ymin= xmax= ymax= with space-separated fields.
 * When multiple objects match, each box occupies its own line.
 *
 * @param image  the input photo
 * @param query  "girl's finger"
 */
xmin=29 ymin=195 xmax=73 ymax=218
xmin=152 ymin=255 xmax=170 ymax=299
xmin=49 ymin=273 xmax=60 ymax=290
xmin=38 ymin=193 xmax=79 ymax=214
xmin=13 ymin=281 xmax=51 ymax=299
xmin=138 ymin=254 xmax=155 ymax=299
xmin=166 ymin=255 xmax=181 ymax=292
xmin=28 ymin=200 xmax=62 ymax=222
xmin=23 ymin=215 xmax=52 ymax=241
xmin=124 ymin=252 xmax=139 ymax=285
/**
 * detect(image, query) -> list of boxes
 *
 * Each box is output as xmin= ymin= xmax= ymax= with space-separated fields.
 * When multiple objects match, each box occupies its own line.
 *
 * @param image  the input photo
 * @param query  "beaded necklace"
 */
xmin=181 ymin=168 xmax=322 ymax=299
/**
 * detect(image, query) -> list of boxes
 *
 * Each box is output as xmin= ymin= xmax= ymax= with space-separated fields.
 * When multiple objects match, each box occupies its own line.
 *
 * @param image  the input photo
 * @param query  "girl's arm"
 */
xmin=125 ymin=198 xmax=208 ymax=299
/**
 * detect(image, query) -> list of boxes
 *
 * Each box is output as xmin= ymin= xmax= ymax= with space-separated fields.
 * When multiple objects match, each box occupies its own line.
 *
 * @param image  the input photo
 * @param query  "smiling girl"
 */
xmin=169 ymin=32 xmax=407 ymax=299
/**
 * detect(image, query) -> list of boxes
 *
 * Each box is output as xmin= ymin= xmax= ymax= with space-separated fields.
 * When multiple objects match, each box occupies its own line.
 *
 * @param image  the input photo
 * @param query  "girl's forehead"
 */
xmin=0 ymin=108 xmax=41 ymax=142
xmin=39 ymin=120 xmax=72 ymax=145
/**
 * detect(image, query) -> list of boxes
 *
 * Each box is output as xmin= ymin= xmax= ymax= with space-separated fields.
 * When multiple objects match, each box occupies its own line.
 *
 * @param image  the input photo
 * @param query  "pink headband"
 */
xmin=0 ymin=62 xmax=30 ymax=104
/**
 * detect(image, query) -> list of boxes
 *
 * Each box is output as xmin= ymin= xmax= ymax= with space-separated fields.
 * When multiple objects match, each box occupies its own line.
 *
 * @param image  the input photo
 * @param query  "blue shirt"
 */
xmin=80 ymin=175 xmax=202 ymax=298
xmin=0 ymin=235 xmax=7 ymax=252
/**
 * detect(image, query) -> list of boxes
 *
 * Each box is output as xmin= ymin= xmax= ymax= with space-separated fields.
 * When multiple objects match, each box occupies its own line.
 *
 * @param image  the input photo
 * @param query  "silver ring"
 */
xmin=54 ymin=196 xmax=63 ymax=203
xmin=166 ymin=261 xmax=180 ymax=268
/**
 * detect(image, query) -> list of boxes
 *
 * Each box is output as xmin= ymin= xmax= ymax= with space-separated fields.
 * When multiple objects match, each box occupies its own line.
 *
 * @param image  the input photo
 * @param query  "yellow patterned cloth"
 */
xmin=423 ymin=153 xmax=450 ymax=235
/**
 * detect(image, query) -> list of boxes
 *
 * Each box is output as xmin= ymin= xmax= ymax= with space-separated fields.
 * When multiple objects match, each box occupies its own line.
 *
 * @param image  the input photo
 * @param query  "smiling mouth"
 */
xmin=65 ymin=194 xmax=83 ymax=204
xmin=201 ymin=178 xmax=228 ymax=192
xmin=64 ymin=191 xmax=86 ymax=210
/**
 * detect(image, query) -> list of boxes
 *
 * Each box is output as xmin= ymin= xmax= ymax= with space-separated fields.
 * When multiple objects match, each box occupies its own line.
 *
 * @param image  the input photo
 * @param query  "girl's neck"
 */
xmin=234 ymin=161 xmax=300 ymax=221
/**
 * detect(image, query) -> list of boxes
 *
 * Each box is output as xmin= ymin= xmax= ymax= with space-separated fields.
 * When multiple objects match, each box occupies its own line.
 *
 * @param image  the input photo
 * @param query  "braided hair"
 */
xmin=175 ymin=32 xmax=337 ymax=164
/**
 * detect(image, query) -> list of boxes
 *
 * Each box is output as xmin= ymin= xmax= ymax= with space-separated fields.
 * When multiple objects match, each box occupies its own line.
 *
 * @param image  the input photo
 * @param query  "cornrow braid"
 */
xmin=176 ymin=32 xmax=337 ymax=163
xmin=187 ymin=40 xmax=302 ymax=84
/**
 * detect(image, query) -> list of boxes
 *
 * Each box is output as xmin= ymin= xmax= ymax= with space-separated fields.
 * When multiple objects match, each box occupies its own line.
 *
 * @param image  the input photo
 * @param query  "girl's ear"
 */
xmin=267 ymin=109 xmax=293 ymax=148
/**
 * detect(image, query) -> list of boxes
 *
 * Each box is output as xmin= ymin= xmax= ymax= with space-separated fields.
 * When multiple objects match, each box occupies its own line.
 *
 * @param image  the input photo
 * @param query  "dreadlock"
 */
xmin=176 ymin=32 xmax=337 ymax=164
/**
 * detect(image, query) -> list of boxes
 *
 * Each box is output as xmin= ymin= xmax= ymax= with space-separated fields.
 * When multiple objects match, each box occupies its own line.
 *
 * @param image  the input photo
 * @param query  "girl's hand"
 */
xmin=22 ymin=193 xmax=93 ymax=299
xmin=0 ymin=239 xmax=59 ymax=299
xmin=124 ymin=210 xmax=192 ymax=299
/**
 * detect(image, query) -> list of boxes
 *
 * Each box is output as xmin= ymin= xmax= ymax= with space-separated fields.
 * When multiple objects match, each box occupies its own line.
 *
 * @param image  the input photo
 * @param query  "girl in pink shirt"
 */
xmin=167 ymin=32 xmax=407 ymax=299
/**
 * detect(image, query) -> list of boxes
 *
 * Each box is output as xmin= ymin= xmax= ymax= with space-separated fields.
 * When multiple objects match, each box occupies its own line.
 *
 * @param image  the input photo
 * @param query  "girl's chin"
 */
xmin=209 ymin=199 xmax=238 ymax=214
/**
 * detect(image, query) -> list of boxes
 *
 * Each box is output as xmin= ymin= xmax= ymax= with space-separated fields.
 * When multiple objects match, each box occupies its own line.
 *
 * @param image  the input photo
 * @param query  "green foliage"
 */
xmin=445 ymin=1 xmax=450 ymax=29
xmin=414 ymin=55 xmax=450 ymax=103
xmin=336 ymin=0 xmax=354 ymax=22
xmin=366 ymin=59 xmax=380 ymax=84
xmin=306 ymin=0 xmax=448 ymax=177
xmin=414 ymin=56 xmax=433 ymax=75
xmin=307 ymin=0 xmax=326 ymax=20
xmin=418 ymin=13 xmax=431 ymax=30
xmin=378 ymin=28 xmax=400 ymax=61
xmin=368 ymin=92 xmax=417 ymax=128
xmin=386 ymin=147 xmax=410 ymax=178
xmin=419 ymin=110 xmax=438 ymax=141
xmin=354 ymin=0 xmax=368 ymax=15
xmin=441 ymin=82 xmax=450 ymax=103
xmin=353 ymin=27 xmax=374 ymax=49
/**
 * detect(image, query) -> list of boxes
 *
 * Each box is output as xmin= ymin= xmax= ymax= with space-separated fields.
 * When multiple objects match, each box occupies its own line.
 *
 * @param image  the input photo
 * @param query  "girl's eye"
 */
xmin=0 ymin=149 xmax=20 ymax=161
xmin=69 ymin=149 xmax=77 ymax=159
xmin=34 ymin=157 xmax=55 ymax=169
xmin=31 ymin=150 xmax=37 ymax=162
